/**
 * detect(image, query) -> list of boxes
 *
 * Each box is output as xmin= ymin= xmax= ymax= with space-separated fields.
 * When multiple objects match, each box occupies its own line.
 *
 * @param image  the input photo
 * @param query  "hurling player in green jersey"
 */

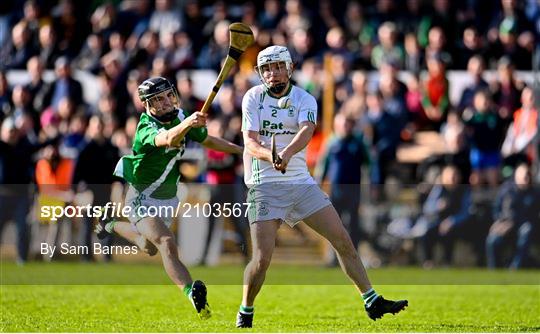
xmin=95 ymin=77 xmax=242 ymax=319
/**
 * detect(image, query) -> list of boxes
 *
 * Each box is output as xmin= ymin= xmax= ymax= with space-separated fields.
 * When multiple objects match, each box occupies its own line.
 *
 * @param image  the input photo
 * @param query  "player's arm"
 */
xmin=202 ymin=135 xmax=243 ymax=154
xmin=154 ymin=112 xmax=207 ymax=148
xmin=276 ymin=121 xmax=315 ymax=170
xmin=243 ymin=130 xmax=273 ymax=162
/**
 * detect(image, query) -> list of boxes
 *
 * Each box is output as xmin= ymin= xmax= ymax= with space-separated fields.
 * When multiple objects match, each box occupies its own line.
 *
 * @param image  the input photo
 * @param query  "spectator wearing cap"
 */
xmin=42 ymin=57 xmax=83 ymax=111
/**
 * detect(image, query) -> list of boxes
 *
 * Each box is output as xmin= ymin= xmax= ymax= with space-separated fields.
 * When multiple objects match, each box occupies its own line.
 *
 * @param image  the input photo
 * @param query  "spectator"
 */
xmin=35 ymin=140 xmax=75 ymax=261
xmin=287 ymin=27 xmax=318 ymax=66
xmin=24 ymin=56 xmax=48 ymax=112
xmin=463 ymin=90 xmax=505 ymax=187
xmin=258 ymin=0 xmax=283 ymax=30
xmin=340 ymin=70 xmax=367 ymax=121
xmin=501 ymin=87 xmax=538 ymax=168
xmin=316 ymin=113 xmax=370 ymax=265
xmin=455 ymin=27 xmax=486 ymax=70
xmin=42 ymin=57 xmax=83 ymax=111
xmin=197 ymin=20 xmax=230 ymax=72
xmin=416 ymin=165 xmax=472 ymax=268
xmin=422 ymin=54 xmax=450 ymax=128
xmin=37 ymin=24 xmax=60 ymax=69
xmin=0 ymin=118 xmax=36 ymax=264
xmin=73 ymin=33 xmax=104 ymax=74
xmin=486 ymin=163 xmax=539 ymax=268
xmin=490 ymin=57 xmax=523 ymax=125
xmin=458 ymin=55 xmax=489 ymax=113
xmin=363 ymin=89 xmax=401 ymax=199
xmin=488 ymin=17 xmax=533 ymax=70
xmin=182 ymin=0 xmax=206 ymax=56
xmin=371 ymin=22 xmax=404 ymax=70
xmin=73 ymin=115 xmax=120 ymax=262
xmin=405 ymin=73 xmax=427 ymax=131
xmin=378 ymin=61 xmax=408 ymax=131
xmin=0 ymin=71 xmax=12 ymax=119
xmin=425 ymin=26 xmax=453 ymax=67
xmin=2 ymin=20 xmax=36 ymax=70
xmin=176 ymin=72 xmax=204 ymax=114
xmin=149 ymin=0 xmax=183 ymax=45
xmin=403 ymin=32 xmax=423 ymax=73
xmin=200 ymin=118 xmax=248 ymax=265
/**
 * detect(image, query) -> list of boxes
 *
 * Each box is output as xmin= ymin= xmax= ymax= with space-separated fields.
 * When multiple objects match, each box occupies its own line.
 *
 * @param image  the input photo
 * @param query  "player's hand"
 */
xmin=187 ymin=111 xmax=207 ymax=128
xmin=274 ymin=149 xmax=292 ymax=173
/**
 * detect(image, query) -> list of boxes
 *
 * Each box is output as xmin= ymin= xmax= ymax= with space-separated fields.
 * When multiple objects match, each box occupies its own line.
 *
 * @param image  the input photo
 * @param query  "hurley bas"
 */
xmin=40 ymin=243 xmax=138 ymax=258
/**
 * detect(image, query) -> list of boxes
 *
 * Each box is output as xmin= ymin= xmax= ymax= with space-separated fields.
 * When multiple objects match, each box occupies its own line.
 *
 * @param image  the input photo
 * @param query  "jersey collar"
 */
xmin=265 ymin=82 xmax=292 ymax=99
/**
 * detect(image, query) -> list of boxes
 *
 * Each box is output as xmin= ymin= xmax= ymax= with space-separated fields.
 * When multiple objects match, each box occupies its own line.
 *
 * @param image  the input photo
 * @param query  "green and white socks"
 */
xmin=362 ymin=288 xmax=380 ymax=308
xmin=183 ymin=283 xmax=193 ymax=298
xmin=104 ymin=220 xmax=117 ymax=234
xmin=239 ymin=305 xmax=254 ymax=315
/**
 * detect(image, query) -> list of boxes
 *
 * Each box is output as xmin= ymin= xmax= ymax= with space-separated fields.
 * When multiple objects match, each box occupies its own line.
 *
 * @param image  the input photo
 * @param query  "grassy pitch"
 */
xmin=1 ymin=262 xmax=539 ymax=332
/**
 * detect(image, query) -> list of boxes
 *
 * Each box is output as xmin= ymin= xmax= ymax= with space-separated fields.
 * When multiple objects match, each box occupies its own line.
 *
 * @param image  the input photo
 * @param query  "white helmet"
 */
xmin=256 ymin=45 xmax=293 ymax=92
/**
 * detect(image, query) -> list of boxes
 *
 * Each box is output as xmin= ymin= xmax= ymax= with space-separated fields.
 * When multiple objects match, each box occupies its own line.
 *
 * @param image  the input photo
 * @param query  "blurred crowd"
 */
xmin=0 ymin=0 xmax=539 ymax=268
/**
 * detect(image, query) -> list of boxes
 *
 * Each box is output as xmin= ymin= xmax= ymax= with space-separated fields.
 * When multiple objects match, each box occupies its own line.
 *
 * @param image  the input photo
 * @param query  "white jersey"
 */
xmin=242 ymin=84 xmax=318 ymax=185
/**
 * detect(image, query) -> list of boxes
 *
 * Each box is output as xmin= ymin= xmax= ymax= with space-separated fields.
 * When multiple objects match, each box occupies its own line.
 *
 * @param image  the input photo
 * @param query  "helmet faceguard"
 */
xmin=255 ymin=46 xmax=293 ymax=95
xmin=138 ymin=77 xmax=180 ymax=123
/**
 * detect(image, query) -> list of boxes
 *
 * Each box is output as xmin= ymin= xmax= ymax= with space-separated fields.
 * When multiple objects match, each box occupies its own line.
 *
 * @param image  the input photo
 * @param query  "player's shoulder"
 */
xmin=290 ymin=85 xmax=317 ymax=106
xmin=245 ymin=84 xmax=265 ymax=98
xmin=137 ymin=112 xmax=164 ymax=131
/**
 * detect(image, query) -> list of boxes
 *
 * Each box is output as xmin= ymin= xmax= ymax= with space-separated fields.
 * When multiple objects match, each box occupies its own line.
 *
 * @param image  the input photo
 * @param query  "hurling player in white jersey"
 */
xmin=95 ymin=77 xmax=242 ymax=320
xmin=236 ymin=46 xmax=408 ymax=328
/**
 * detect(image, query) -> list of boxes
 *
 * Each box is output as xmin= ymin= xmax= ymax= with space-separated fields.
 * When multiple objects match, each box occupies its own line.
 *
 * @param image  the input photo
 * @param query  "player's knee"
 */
xmin=253 ymin=254 xmax=272 ymax=272
xmin=144 ymin=240 xmax=158 ymax=256
xmin=157 ymin=236 xmax=177 ymax=256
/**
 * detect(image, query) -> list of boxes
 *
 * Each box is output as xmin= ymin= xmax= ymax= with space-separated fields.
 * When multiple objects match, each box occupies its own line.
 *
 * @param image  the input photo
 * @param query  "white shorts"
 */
xmin=247 ymin=182 xmax=331 ymax=227
xmin=124 ymin=185 xmax=179 ymax=227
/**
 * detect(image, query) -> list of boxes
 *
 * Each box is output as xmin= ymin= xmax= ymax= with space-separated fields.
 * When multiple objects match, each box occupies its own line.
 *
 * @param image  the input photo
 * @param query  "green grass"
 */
xmin=1 ymin=262 xmax=539 ymax=332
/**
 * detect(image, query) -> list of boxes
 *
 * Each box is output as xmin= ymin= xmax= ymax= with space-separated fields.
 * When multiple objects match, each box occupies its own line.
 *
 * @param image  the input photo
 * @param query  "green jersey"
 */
xmin=114 ymin=110 xmax=207 ymax=199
